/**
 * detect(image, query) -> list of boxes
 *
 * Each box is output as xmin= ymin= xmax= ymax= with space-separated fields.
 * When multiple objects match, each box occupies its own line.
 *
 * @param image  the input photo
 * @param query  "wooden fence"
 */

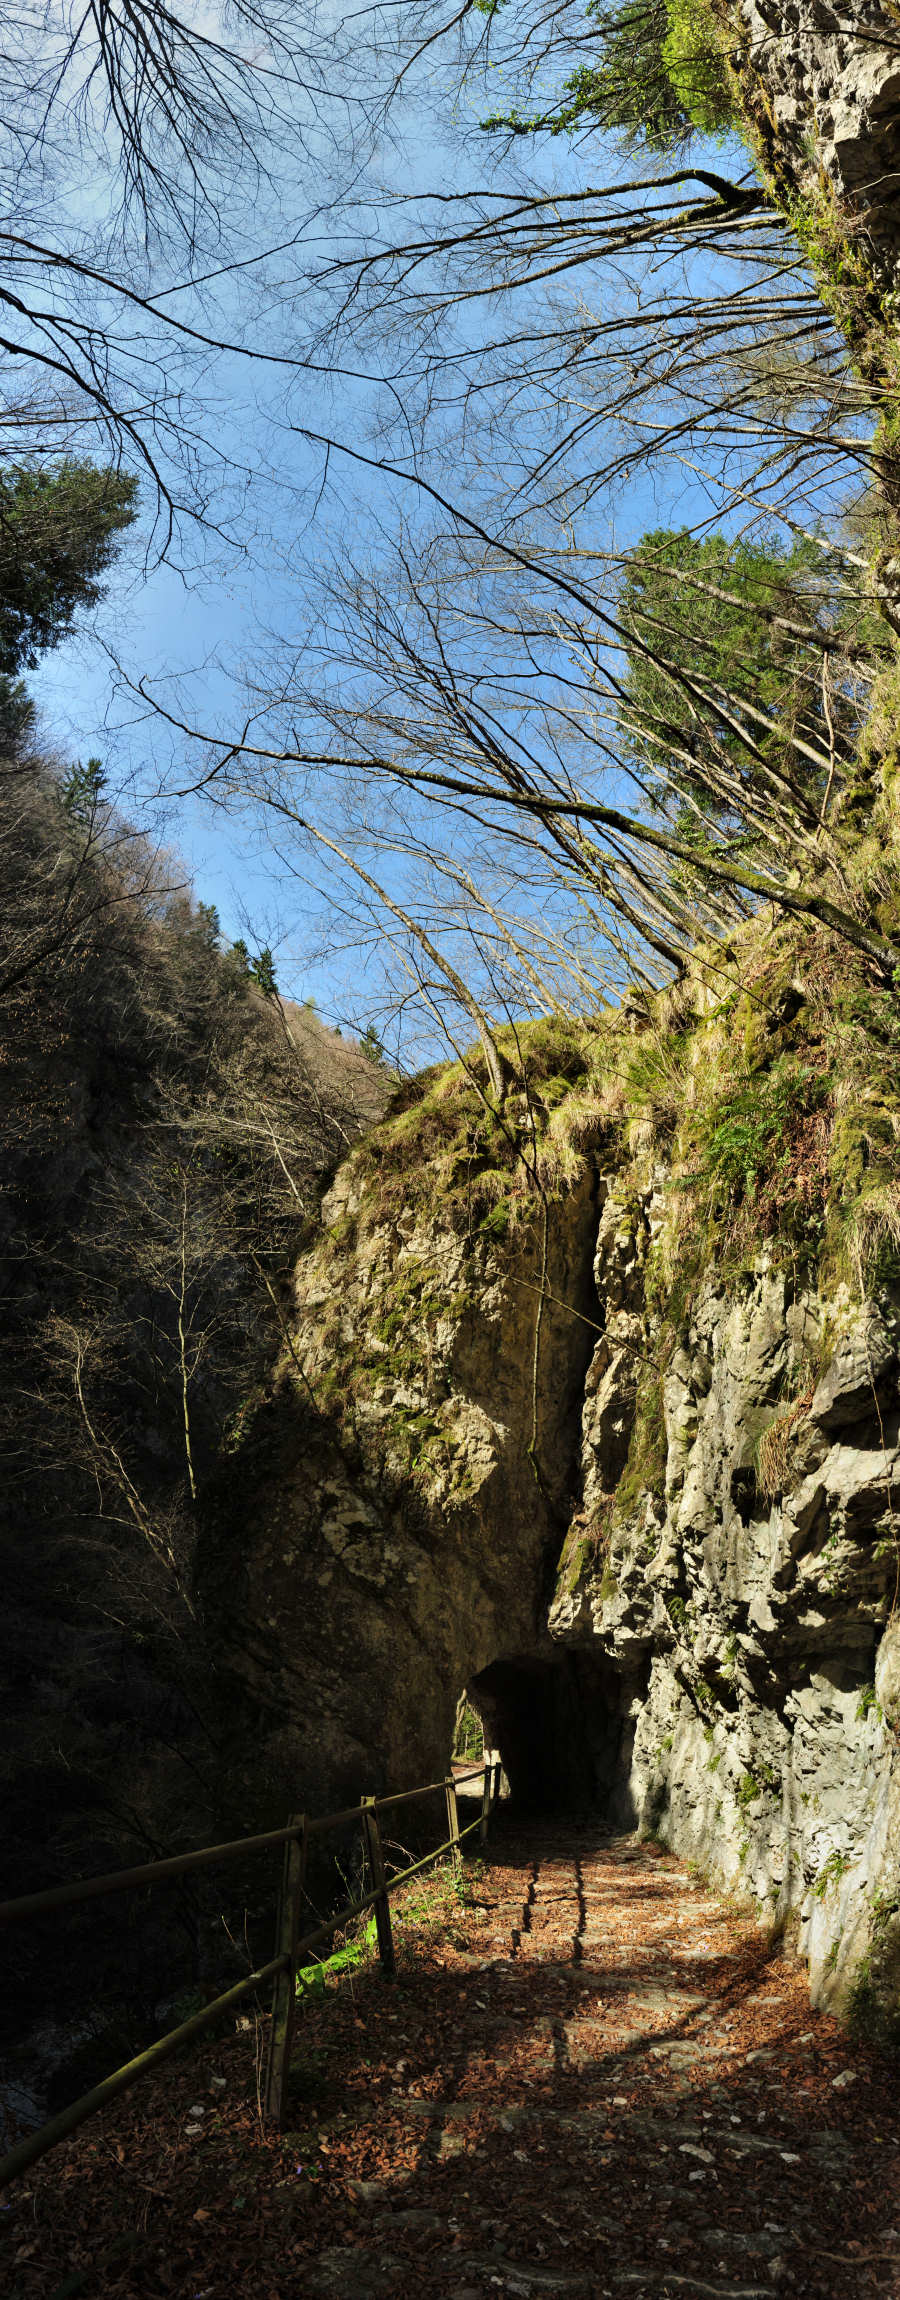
xmin=0 ymin=1753 xmax=503 ymax=2191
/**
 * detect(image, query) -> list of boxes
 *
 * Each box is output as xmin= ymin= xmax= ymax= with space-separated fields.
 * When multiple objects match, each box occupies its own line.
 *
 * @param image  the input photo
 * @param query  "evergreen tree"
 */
xmin=249 ymin=946 xmax=278 ymax=995
xmin=62 ymin=758 xmax=108 ymax=822
xmin=195 ymin=901 xmax=221 ymax=949
xmin=0 ymin=462 xmax=138 ymax=676
xmin=616 ymin=526 xmax=847 ymax=830
xmin=0 ymin=677 xmax=36 ymax=758
xmin=359 ymin=1022 xmax=388 ymax=1065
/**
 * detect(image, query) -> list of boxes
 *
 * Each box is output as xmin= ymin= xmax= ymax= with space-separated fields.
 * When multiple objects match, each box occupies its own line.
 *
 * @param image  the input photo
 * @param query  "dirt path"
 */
xmin=5 ymin=1825 xmax=900 ymax=2299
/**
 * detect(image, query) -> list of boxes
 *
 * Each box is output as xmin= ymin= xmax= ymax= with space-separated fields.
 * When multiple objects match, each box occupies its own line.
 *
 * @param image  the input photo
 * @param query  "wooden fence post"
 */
xmin=264 ymin=1814 xmax=307 ymax=2129
xmin=445 ymin=1771 xmax=461 ymax=1858
xmin=480 ymin=1750 xmax=493 ymax=1845
xmin=361 ymin=1797 xmax=395 ymax=1978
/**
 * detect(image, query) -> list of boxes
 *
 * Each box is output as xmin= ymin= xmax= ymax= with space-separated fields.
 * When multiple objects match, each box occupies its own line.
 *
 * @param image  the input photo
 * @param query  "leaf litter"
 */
xmin=2 ymin=1825 xmax=899 ymax=2300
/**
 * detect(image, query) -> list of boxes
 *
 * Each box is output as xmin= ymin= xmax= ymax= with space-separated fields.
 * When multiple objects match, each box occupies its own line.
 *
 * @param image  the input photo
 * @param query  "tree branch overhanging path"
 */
xmin=8 ymin=0 xmax=898 ymax=1060
xmin=124 ymin=415 xmax=897 ymax=1021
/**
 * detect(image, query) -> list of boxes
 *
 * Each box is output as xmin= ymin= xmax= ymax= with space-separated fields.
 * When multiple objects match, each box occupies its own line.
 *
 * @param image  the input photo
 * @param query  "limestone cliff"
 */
xmin=551 ymin=1192 xmax=900 ymax=2025
xmin=201 ymin=1068 xmax=604 ymax=1820
xmin=726 ymin=0 xmax=900 ymax=356
xmin=210 ymin=917 xmax=900 ymax=2035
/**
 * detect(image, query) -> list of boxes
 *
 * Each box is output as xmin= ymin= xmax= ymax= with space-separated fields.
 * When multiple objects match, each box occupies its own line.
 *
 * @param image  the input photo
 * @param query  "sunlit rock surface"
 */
xmin=734 ymin=0 xmax=900 ymax=292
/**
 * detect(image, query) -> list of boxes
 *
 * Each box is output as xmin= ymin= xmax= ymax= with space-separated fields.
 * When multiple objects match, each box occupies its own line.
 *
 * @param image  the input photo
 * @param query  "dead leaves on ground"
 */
xmin=3 ymin=1828 xmax=899 ymax=2300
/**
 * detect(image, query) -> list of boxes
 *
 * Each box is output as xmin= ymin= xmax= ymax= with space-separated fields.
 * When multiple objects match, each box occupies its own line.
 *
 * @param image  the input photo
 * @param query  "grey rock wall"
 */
xmin=217 ymin=1127 xmax=899 ymax=2028
xmin=551 ymin=1173 xmax=900 ymax=2022
xmin=733 ymin=0 xmax=900 ymax=292
xmin=201 ymin=1158 xmax=601 ymax=1822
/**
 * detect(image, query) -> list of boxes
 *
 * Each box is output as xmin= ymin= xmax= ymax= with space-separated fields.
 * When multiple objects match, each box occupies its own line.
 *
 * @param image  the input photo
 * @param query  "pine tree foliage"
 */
xmin=616 ymin=527 xmax=861 ymax=834
xmin=0 ymin=463 xmax=137 ymax=674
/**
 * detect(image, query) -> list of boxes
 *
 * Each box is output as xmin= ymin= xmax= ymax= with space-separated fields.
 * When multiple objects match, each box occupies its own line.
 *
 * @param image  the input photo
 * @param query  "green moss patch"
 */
xmin=343 ymin=1013 xmax=614 ymax=1243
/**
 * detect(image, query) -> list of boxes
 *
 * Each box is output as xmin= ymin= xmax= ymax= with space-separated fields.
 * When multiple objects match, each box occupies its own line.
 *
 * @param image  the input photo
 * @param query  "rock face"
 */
xmin=733 ymin=0 xmax=900 ymax=292
xmin=202 ymin=1143 xmax=602 ymax=1823
xmin=210 ymin=997 xmax=900 ymax=2030
xmin=551 ymin=1188 xmax=900 ymax=2021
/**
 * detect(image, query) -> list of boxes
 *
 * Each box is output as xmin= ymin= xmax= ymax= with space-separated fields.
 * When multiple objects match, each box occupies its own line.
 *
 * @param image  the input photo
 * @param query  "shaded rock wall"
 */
xmin=202 ymin=1151 xmax=601 ymax=1823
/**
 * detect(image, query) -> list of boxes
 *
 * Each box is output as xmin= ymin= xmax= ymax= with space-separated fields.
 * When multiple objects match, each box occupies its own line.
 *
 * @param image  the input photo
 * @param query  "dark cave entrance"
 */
xmin=466 ymin=1649 xmax=638 ymax=1821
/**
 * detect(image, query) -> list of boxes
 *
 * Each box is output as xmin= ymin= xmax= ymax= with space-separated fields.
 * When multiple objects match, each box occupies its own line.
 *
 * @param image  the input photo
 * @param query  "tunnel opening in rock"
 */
xmin=467 ymin=1650 xmax=639 ymax=1820
xmin=452 ymin=1691 xmax=484 ymax=1768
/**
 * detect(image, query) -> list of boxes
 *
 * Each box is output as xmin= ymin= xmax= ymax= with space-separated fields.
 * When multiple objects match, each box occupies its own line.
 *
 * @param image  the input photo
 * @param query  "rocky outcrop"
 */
xmin=551 ymin=1197 xmax=900 ymax=2023
xmin=732 ymin=0 xmax=900 ymax=294
xmin=209 ymin=967 xmax=900 ymax=2032
xmin=202 ymin=1139 xmax=601 ymax=1820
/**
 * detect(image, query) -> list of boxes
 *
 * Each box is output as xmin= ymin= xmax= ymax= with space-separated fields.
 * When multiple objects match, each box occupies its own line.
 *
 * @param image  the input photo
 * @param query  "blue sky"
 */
xmin=22 ymin=44 xmax=494 ymax=1020
xmin=19 ymin=22 xmax=851 ymax=1039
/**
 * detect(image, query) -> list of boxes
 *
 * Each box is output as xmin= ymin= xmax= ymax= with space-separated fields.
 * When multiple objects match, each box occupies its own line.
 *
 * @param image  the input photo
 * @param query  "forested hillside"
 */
xmin=0 ymin=468 xmax=387 ymax=2117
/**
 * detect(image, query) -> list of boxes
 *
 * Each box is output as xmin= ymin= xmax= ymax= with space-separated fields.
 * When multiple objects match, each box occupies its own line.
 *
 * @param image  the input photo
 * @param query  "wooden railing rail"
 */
xmin=371 ymin=1776 xmax=458 ymax=1815
xmin=0 ymin=1823 xmax=310 ymax=1926
xmin=0 ymin=1757 xmax=498 ymax=2193
xmin=0 ymin=1805 xmax=372 ymax=1925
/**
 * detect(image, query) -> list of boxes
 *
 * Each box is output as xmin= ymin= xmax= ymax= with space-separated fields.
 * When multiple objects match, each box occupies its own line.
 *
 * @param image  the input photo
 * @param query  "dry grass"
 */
xmin=756 ymin=1366 xmax=817 ymax=1502
xmin=844 ymin=1176 xmax=900 ymax=1296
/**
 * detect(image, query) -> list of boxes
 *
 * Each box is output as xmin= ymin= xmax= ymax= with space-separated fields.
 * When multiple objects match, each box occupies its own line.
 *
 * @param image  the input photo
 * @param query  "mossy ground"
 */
xmin=339 ymin=1012 xmax=620 ymax=1242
